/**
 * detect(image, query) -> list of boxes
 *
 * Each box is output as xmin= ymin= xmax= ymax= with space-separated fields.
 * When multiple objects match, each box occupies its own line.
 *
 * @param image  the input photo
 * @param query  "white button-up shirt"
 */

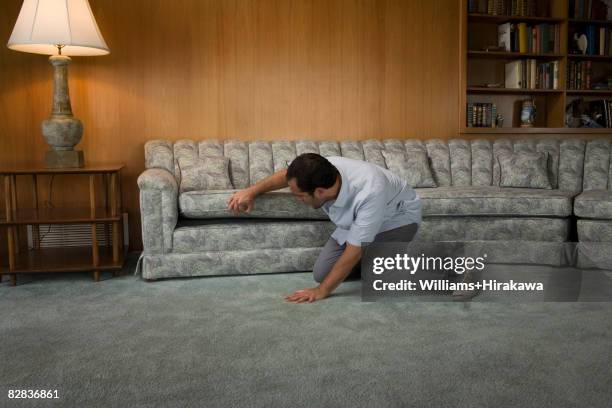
xmin=321 ymin=156 xmax=422 ymax=247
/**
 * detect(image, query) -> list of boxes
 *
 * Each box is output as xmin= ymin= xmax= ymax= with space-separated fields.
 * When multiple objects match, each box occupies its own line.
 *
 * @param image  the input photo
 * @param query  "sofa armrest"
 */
xmin=138 ymin=168 xmax=178 ymax=254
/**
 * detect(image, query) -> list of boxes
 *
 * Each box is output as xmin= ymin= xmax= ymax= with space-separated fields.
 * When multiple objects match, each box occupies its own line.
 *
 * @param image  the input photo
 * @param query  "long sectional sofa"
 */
xmin=137 ymin=137 xmax=612 ymax=280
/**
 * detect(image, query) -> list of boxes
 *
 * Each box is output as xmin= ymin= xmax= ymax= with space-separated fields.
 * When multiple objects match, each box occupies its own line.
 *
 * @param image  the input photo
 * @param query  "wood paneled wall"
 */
xmin=0 ymin=0 xmax=460 ymax=251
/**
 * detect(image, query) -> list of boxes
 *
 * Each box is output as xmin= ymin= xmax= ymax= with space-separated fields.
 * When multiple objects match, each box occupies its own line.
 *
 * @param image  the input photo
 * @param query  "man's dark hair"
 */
xmin=286 ymin=153 xmax=339 ymax=195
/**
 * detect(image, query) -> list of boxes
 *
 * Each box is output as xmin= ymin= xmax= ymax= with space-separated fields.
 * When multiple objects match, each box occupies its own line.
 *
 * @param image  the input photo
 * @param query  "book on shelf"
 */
xmin=467 ymin=102 xmax=497 ymax=127
xmin=497 ymin=22 xmax=558 ymax=53
xmin=569 ymin=0 xmax=612 ymax=20
xmin=505 ymin=59 xmax=559 ymax=89
xmin=468 ymin=0 xmax=537 ymax=16
xmin=567 ymin=60 xmax=593 ymax=89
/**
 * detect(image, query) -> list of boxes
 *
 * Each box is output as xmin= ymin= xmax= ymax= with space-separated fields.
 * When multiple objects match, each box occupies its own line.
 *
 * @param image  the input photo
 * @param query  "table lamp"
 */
xmin=7 ymin=0 xmax=109 ymax=168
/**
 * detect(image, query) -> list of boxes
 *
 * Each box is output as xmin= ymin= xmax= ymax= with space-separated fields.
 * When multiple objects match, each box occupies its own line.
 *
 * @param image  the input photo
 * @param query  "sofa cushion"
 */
xmin=416 ymin=187 xmax=574 ymax=217
xmin=179 ymin=190 xmax=329 ymax=219
xmin=417 ymin=217 xmax=569 ymax=242
xmin=497 ymin=151 xmax=552 ymax=189
xmin=180 ymin=187 xmax=575 ymax=219
xmin=381 ymin=150 xmax=437 ymax=188
xmin=173 ymin=219 xmax=335 ymax=253
xmin=172 ymin=217 xmax=569 ymax=254
xmin=574 ymin=190 xmax=612 ymax=219
xmin=177 ymin=156 xmax=233 ymax=193
xmin=577 ymin=219 xmax=612 ymax=242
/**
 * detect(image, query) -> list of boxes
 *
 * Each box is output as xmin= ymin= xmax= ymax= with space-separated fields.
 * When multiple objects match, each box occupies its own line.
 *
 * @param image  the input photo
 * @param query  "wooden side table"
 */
xmin=0 ymin=164 xmax=127 ymax=286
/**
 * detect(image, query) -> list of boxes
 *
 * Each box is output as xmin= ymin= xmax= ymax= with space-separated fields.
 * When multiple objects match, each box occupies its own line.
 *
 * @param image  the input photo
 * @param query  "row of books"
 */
xmin=466 ymin=103 xmax=498 ymax=128
xmin=505 ymin=60 xmax=559 ymax=89
xmin=570 ymin=0 xmax=612 ymax=20
xmin=569 ymin=25 xmax=612 ymax=55
xmin=498 ymin=22 xmax=559 ymax=53
xmin=468 ymin=0 xmax=537 ymax=16
xmin=567 ymin=60 xmax=593 ymax=89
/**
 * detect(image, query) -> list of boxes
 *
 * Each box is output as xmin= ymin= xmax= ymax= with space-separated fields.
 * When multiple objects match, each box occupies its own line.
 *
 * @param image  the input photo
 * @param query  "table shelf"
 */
xmin=0 ymin=207 xmax=122 ymax=225
xmin=0 ymin=246 xmax=127 ymax=274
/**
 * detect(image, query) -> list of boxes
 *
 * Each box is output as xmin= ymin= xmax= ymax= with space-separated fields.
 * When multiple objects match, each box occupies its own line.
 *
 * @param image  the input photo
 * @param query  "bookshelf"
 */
xmin=460 ymin=0 xmax=612 ymax=133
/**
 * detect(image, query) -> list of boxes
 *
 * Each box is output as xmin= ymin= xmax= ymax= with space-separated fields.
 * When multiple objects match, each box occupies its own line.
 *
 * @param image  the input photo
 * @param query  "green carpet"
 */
xmin=1 ymin=253 xmax=611 ymax=408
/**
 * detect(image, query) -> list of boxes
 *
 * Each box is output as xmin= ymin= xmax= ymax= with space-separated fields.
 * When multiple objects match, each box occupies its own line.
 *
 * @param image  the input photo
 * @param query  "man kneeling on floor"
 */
xmin=227 ymin=153 xmax=421 ymax=303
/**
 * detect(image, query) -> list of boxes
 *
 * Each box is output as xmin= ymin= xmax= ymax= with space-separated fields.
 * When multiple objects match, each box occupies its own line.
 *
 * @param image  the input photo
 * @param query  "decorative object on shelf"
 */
xmin=565 ymin=98 xmax=612 ymax=128
xmin=565 ymin=99 xmax=584 ymax=127
xmin=6 ymin=0 xmax=109 ymax=168
xmin=574 ymin=33 xmax=588 ymax=55
xmin=496 ymin=113 xmax=504 ymax=128
xmin=520 ymin=99 xmax=536 ymax=127
xmin=485 ymin=82 xmax=503 ymax=88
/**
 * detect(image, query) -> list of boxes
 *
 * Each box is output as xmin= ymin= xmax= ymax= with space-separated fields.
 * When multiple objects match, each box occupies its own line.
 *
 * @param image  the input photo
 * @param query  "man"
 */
xmin=227 ymin=153 xmax=421 ymax=303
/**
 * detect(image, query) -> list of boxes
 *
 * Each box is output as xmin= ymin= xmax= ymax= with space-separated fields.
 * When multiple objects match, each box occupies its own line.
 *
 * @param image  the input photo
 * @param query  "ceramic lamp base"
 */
xmin=45 ymin=150 xmax=84 ymax=168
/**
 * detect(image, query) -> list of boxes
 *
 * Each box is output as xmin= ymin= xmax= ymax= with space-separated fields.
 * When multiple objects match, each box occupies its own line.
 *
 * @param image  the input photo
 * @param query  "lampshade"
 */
xmin=7 ymin=0 xmax=109 ymax=56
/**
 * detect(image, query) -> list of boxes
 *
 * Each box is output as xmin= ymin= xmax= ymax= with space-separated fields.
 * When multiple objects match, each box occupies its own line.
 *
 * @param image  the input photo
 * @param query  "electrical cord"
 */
xmin=37 ymin=175 xmax=55 ymax=244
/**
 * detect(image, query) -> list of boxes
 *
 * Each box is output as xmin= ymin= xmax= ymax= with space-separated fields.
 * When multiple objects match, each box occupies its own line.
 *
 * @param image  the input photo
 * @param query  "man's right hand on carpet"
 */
xmin=228 ymin=188 xmax=255 ymax=214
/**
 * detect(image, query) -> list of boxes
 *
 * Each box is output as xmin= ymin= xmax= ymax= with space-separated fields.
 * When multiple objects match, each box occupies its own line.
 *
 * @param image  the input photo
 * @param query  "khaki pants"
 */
xmin=312 ymin=223 xmax=419 ymax=283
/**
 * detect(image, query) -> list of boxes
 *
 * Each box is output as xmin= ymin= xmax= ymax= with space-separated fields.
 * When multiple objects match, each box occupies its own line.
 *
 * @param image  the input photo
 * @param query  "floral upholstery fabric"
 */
xmin=381 ymin=150 xmax=437 ymax=188
xmin=574 ymin=190 xmax=612 ymax=219
xmin=497 ymin=151 xmax=552 ymax=189
xmin=139 ymin=136 xmax=612 ymax=278
xmin=145 ymin=140 xmax=174 ymax=176
xmin=139 ymin=241 xmax=574 ymax=279
xmin=425 ymin=139 xmax=452 ymax=187
xmin=143 ymin=137 xmax=609 ymax=191
xmin=583 ymin=139 xmax=611 ymax=191
xmin=137 ymin=168 xmax=178 ymax=254
xmin=179 ymin=186 xmax=574 ymax=219
xmin=177 ymin=156 xmax=233 ymax=193
xmin=416 ymin=217 xmax=569 ymax=242
xmin=179 ymin=190 xmax=328 ymax=219
xmin=577 ymin=219 xmax=612 ymax=242
xmin=448 ymin=139 xmax=471 ymax=186
xmin=416 ymin=187 xmax=573 ymax=217
xmin=558 ymin=139 xmax=586 ymax=193
xmin=271 ymin=141 xmax=297 ymax=172
xmin=224 ymin=140 xmax=250 ymax=189
xmin=173 ymin=220 xmax=334 ymax=253
xmin=141 ymin=247 xmax=323 ymax=279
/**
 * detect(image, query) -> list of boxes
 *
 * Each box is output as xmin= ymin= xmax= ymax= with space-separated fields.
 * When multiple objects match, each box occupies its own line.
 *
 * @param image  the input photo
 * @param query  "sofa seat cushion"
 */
xmin=416 ymin=187 xmax=574 ymax=217
xmin=574 ymin=190 xmax=612 ymax=219
xmin=179 ymin=190 xmax=329 ymax=219
xmin=416 ymin=217 xmax=569 ymax=242
xmin=173 ymin=219 xmax=335 ymax=253
xmin=172 ymin=216 xmax=568 ymax=254
xmin=577 ymin=219 xmax=612 ymax=242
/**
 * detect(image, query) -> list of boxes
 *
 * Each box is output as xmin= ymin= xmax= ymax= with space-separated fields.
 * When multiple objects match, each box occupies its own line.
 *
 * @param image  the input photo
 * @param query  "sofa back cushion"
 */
xmin=144 ymin=137 xmax=611 ymax=193
xmin=177 ymin=156 xmax=233 ymax=193
xmin=583 ymin=139 xmax=611 ymax=191
xmin=381 ymin=150 xmax=437 ymax=188
xmin=497 ymin=151 xmax=552 ymax=189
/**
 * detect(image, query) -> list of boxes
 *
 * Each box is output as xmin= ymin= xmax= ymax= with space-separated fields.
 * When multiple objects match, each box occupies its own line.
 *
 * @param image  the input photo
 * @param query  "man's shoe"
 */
xmin=452 ymin=270 xmax=480 ymax=301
